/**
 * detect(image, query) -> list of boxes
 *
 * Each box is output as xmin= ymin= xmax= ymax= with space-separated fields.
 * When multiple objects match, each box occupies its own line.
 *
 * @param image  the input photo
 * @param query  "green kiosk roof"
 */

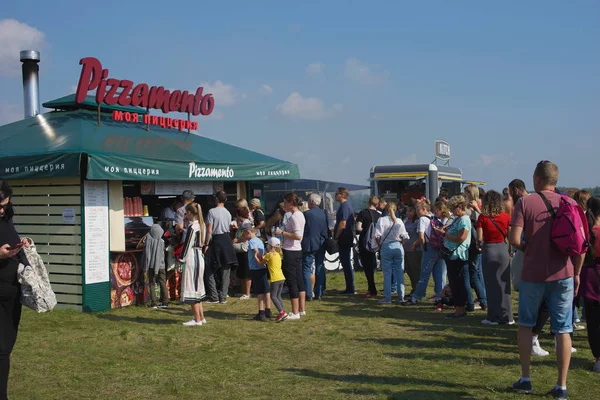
xmin=0 ymin=97 xmax=299 ymax=182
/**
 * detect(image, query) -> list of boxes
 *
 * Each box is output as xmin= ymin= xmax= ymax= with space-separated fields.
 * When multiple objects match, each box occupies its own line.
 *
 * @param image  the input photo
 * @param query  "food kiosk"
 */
xmin=0 ymin=53 xmax=299 ymax=312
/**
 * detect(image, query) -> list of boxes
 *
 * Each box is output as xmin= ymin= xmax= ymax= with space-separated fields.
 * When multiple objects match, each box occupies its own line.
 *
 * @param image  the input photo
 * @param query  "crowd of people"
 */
xmin=1 ymin=159 xmax=599 ymax=400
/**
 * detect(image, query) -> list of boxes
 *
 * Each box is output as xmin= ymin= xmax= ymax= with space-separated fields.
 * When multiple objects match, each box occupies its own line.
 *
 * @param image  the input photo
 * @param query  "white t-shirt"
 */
xmin=375 ymin=216 xmax=410 ymax=244
xmin=282 ymin=211 xmax=305 ymax=251
xmin=417 ymin=215 xmax=432 ymax=238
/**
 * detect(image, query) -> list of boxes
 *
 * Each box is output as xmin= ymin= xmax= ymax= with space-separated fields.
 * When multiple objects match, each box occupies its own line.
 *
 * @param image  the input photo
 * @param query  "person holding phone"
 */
xmin=0 ymin=180 xmax=31 ymax=400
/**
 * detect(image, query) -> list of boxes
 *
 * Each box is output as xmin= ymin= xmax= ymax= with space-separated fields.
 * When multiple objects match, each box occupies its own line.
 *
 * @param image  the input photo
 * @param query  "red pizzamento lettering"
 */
xmin=76 ymin=57 xmax=214 ymax=116
xmin=115 ymin=111 xmax=197 ymax=131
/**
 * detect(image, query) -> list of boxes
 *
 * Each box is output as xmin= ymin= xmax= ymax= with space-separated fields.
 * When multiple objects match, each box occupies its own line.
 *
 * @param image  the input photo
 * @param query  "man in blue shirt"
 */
xmin=335 ymin=187 xmax=355 ymax=294
xmin=302 ymin=193 xmax=329 ymax=300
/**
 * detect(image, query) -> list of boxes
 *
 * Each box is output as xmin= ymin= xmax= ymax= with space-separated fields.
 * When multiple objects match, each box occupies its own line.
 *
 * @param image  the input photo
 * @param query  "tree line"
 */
xmin=557 ymin=186 xmax=600 ymax=196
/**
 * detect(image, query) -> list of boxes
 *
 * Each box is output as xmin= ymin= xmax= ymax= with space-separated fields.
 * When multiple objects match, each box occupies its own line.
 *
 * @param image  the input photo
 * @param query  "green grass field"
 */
xmin=10 ymin=272 xmax=598 ymax=400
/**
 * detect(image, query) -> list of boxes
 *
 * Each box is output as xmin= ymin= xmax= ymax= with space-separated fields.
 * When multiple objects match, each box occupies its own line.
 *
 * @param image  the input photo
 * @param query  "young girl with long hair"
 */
xmin=179 ymin=202 xmax=207 ymax=326
xmin=580 ymin=196 xmax=600 ymax=372
xmin=375 ymin=202 xmax=409 ymax=304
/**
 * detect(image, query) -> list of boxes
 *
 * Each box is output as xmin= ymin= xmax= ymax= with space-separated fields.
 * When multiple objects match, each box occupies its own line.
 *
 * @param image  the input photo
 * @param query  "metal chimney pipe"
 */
xmin=20 ymin=50 xmax=41 ymax=118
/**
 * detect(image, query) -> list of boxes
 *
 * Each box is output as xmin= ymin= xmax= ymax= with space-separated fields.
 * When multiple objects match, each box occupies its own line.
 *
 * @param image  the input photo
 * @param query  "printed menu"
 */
xmin=84 ymin=181 xmax=110 ymax=285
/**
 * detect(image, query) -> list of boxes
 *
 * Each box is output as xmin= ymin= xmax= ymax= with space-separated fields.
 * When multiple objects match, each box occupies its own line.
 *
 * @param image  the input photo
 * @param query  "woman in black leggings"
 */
xmin=0 ymin=181 xmax=30 ymax=400
xmin=275 ymin=193 xmax=306 ymax=320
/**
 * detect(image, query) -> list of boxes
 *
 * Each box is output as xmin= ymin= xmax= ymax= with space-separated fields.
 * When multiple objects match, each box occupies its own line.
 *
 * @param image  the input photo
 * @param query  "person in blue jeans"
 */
xmin=301 ymin=194 xmax=329 ymax=300
xmin=334 ymin=187 xmax=355 ymax=294
xmin=313 ymin=247 xmax=326 ymax=299
xmin=464 ymin=253 xmax=487 ymax=311
xmin=375 ymin=202 xmax=410 ymax=304
xmin=464 ymin=184 xmax=487 ymax=311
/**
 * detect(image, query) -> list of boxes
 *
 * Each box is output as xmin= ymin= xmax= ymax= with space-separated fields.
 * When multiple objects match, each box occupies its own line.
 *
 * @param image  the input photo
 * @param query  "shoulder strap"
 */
xmin=487 ymin=215 xmax=507 ymax=239
xmin=536 ymin=191 xmax=556 ymax=219
xmin=380 ymin=217 xmax=394 ymax=244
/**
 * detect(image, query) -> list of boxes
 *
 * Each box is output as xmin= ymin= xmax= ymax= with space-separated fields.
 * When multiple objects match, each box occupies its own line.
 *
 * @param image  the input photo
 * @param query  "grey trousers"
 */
xmin=205 ymin=264 xmax=231 ymax=302
xmin=270 ymin=280 xmax=285 ymax=313
xmin=482 ymin=242 xmax=513 ymax=324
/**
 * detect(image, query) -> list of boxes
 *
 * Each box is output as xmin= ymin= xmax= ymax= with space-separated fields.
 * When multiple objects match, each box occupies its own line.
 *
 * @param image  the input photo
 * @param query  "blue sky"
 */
xmin=1 ymin=1 xmax=598 ymax=190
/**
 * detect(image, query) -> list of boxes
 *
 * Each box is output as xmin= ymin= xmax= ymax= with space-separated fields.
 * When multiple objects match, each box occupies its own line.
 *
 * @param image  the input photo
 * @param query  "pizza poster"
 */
xmin=110 ymin=251 xmax=181 ymax=309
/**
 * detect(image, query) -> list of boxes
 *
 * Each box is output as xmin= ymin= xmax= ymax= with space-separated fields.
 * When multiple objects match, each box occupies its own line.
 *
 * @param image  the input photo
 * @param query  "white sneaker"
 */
xmin=481 ymin=319 xmax=499 ymax=326
xmin=573 ymin=324 xmax=585 ymax=331
xmin=182 ymin=319 xmax=202 ymax=326
xmin=299 ymin=311 xmax=306 ymax=316
xmin=378 ymin=298 xmax=392 ymax=304
xmin=287 ymin=313 xmax=300 ymax=320
xmin=239 ymin=294 xmax=251 ymax=300
xmin=531 ymin=339 xmax=550 ymax=357
xmin=201 ymin=319 xmax=207 ymax=325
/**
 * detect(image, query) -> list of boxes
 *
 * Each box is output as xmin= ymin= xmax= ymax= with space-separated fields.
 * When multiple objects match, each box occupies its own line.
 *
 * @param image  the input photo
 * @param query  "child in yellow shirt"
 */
xmin=264 ymin=237 xmax=288 ymax=322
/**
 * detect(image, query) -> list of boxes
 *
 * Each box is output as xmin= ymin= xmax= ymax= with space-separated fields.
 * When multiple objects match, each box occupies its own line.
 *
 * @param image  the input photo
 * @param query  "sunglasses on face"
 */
xmin=0 ymin=201 xmax=11 ymax=211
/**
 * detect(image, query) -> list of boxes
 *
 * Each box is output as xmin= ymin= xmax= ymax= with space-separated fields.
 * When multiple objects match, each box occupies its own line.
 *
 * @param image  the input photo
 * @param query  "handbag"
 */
xmin=438 ymin=218 xmax=461 ymax=260
xmin=233 ymin=241 xmax=249 ymax=253
xmin=18 ymin=238 xmax=57 ymax=313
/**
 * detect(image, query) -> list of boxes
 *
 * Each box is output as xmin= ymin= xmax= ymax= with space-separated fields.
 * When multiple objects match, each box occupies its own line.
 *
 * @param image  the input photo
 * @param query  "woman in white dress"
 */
xmin=179 ymin=202 xmax=207 ymax=326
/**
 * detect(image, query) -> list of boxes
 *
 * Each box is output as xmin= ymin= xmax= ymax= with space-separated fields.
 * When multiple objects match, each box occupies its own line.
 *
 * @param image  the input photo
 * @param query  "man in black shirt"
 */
xmin=356 ymin=195 xmax=380 ymax=297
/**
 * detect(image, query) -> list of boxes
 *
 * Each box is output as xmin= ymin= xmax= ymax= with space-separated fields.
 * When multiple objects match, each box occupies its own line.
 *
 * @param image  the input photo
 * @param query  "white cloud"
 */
xmin=393 ymin=154 xmax=418 ymax=165
xmin=276 ymin=92 xmax=342 ymax=121
xmin=0 ymin=19 xmax=45 ymax=76
xmin=260 ymin=84 xmax=273 ymax=95
xmin=0 ymin=100 xmax=22 ymax=125
xmin=306 ymin=62 xmax=324 ymax=76
xmin=201 ymin=80 xmax=239 ymax=106
xmin=344 ymin=58 xmax=387 ymax=85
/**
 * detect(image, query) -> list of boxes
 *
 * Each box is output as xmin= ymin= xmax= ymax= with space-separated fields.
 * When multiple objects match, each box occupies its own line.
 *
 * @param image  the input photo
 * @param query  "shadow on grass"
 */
xmin=283 ymin=368 xmax=489 ymax=391
xmin=354 ymin=336 xmax=512 ymax=352
xmin=96 ymin=314 xmax=180 ymax=325
xmin=338 ymin=387 xmax=477 ymax=400
xmin=388 ymin=321 xmax=517 ymax=341
xmin=382 ymin=351 xmax=534 ymax=368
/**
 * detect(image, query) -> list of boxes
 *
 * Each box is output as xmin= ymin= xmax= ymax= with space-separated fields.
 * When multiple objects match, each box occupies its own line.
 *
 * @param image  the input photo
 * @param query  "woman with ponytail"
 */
xmin=275 ymin=193 xmax=306 ymax=320
xmin=375 ymin=202 xmax=409 ymax=304
xmin=179 ymin=202 xmax=207 ymax=326
xmin=580 ymin=196 xmax=600 ymax=372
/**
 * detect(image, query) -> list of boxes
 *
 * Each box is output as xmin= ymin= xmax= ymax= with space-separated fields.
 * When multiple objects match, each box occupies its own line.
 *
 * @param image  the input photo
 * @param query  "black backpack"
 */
xmin=468 ymin=210 xmax=481 ymax=257
xmin=360 ymin=209 xmax=380 ymax=252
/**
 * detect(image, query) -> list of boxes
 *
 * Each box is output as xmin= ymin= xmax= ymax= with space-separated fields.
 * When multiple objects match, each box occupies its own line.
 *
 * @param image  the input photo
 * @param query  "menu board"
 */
xmin=154 ymin=181 xmax=214 ymax=196
xmin=84 ymin=181 xmax=110 ymax=285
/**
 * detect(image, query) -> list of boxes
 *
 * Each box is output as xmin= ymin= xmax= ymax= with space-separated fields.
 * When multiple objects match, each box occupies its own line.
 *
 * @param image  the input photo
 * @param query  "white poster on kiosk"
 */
xmin=84 ymin=181 xmax=110 ymax=285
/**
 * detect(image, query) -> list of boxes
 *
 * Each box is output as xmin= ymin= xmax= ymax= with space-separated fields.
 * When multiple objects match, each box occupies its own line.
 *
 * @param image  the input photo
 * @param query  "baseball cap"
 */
xmin=267 ymin=237 xmax=281 ymax=247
